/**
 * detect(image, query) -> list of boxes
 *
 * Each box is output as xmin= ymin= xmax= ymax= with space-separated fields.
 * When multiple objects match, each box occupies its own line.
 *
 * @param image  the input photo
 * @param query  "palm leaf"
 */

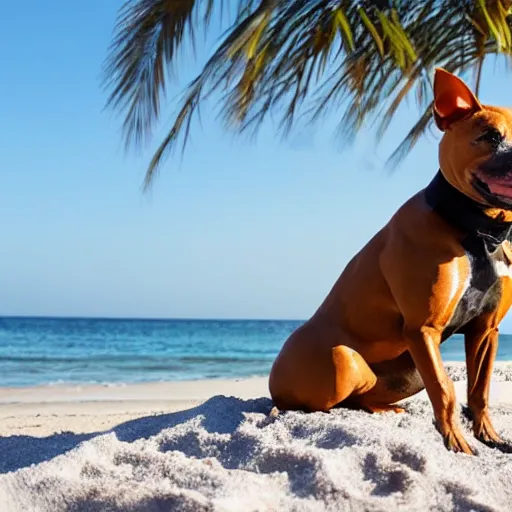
xmin=104 ymin=0 xmax=512 ymax=189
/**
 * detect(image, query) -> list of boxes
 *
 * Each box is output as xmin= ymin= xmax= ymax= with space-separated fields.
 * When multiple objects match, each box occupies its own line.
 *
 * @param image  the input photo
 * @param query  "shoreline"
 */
xmin=0 ymin=375 xmax=269 ymax=404
xmin=1 ymin=361 xmax=512 ymax=438
xmin=2 ymin=360 xmax=512 ymax=401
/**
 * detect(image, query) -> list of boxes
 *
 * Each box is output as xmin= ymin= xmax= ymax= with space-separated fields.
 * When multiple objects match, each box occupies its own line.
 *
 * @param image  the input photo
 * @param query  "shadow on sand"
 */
xmin=0 ymin=395 xmax=273 ymax=474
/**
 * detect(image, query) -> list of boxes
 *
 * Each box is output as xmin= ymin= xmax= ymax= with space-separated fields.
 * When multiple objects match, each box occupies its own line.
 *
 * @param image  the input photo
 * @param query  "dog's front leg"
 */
xmin=407 ymin=326 xmax=475 ymax=455
xmin=464 ymin=324 xmax=506 ymax=448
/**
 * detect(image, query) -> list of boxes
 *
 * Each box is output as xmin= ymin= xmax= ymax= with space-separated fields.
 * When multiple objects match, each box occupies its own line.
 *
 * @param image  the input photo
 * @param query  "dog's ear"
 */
xmin=433 ymin=68 xmax=482 ymax=131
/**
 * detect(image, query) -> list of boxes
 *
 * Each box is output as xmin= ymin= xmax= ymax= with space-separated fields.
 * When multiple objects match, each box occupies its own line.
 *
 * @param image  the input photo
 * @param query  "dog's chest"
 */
xmin=443 ymin=239 xmax=512 ymax=339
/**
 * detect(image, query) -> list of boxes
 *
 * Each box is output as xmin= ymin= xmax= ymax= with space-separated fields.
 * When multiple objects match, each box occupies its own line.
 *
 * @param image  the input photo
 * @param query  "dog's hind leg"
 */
xmin=269 ymin=343 xmax=381 ymax=413
xmin=330 ymin=346 xmax=410 ymax=413
xmin=341 ymin=351 xmax=425 ymax=414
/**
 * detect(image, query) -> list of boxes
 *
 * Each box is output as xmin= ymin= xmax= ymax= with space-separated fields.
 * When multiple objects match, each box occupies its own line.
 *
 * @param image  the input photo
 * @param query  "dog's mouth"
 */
xmin=472 ymin=170 xmax=512 ymax=206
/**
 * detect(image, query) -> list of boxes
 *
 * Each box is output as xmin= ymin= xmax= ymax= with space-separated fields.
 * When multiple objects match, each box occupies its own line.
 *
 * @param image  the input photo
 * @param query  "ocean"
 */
xmin=0 ymin=316 xmax=511 ymax=388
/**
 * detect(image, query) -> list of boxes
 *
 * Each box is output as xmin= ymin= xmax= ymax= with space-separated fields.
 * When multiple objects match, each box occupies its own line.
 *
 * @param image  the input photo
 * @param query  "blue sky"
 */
xmin=1 ymin=2 xmax=512 ymax=329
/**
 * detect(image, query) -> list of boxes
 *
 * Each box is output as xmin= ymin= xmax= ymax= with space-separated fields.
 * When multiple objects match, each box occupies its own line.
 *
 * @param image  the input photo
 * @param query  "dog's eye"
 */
xmin=476 ymin=128 xmax=504 ymax=148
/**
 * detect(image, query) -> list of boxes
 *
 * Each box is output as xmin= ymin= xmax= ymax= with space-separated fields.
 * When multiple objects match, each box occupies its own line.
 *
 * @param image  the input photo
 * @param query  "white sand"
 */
xmin=1 ymin=362 xmax=512 ymax=511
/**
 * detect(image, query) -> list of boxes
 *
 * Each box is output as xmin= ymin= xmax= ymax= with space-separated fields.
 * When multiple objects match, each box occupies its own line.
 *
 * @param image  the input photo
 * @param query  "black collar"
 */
xmin=424 ymin=170 xmax=512 ymax=250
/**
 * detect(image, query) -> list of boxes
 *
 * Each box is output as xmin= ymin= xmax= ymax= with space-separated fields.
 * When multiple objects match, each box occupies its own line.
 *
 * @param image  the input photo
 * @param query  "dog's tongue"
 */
xmin=487 ymin=178 xmax=512 ymax=198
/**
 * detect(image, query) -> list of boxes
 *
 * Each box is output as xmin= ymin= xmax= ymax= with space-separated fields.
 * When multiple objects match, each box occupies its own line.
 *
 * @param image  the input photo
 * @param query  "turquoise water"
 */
xmin=0 ymin=317 xmax=511 ymax=387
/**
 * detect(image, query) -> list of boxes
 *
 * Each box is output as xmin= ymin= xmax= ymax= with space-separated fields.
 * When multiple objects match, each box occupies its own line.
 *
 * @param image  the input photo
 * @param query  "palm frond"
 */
xmin=103 ymin=0 xmax=256 ymax=149
xmin=104 ymin=0 xmax=512 ymax=189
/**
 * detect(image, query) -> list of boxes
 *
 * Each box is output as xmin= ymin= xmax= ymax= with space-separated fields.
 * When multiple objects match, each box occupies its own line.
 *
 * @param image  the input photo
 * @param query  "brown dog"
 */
xmin=269 ymin=68 xmax=512 ymax=455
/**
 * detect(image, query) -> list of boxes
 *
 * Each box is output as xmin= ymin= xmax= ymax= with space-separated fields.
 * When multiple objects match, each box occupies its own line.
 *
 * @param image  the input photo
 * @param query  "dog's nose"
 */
xmin=480 ymin=147 xmax=512 ymax=177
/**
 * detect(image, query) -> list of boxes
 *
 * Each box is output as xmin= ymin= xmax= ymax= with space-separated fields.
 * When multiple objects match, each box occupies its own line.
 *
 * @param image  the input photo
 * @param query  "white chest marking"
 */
xmin=448 ymin=262 xmax=471 ymax=304
xmin=494 ymin=259 xmax=512 ymax=278
xmin=492 ymin=243 xmax=512 ymax=278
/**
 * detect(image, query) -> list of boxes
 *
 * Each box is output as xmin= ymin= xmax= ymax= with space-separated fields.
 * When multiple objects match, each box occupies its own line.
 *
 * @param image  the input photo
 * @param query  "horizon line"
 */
xmin=2 ymin=315 xmax=511 ymax=336
xmin=0 ymin=314 xmax=306 ymax=323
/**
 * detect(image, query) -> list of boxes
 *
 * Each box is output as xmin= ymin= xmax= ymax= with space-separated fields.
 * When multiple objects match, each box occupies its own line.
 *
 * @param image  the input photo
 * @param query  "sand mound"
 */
xmin=1 ymin=382 xmax=512 ymax=511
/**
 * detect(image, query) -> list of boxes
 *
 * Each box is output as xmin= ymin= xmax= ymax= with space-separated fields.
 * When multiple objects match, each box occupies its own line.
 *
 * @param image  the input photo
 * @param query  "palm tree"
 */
xmin=103 ymin=0 xmax=512 ymax=189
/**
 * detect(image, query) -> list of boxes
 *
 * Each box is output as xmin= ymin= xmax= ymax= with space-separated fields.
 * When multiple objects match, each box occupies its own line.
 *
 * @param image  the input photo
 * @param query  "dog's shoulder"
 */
xmin=385 ymin=190 xmax=465 ymax=254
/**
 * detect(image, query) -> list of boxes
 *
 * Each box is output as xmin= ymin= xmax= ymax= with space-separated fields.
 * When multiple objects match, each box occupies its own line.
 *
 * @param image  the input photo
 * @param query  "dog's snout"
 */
xmin=480 ymin=146 xmax=512 ymax=177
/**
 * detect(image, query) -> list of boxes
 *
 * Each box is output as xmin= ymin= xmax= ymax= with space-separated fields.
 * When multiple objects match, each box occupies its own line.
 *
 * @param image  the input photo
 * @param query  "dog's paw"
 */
xmin=362 ymin=403 xmax=406 ymax=414
xmin=444 ymin=431 xmax=477 ymax=455
xmin=473 ymin=413 xmax=512 ymax=452
xmin=436 ymin=421 xmax=477 ymax=455
xmin=473 ymin=413 xmax=502 ymax=443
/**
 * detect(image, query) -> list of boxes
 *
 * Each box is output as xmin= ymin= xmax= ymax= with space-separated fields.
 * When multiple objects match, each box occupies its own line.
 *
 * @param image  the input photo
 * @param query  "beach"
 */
xmin=1 ymin=363 xmax=512 ymax=511
xmin=0 ymin=377 xmax=269 ymax=437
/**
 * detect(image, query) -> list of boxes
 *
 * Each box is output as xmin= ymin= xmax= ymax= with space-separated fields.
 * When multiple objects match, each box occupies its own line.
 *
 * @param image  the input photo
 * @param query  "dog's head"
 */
xmin=434 ymin=68 xmax=512 ymax=218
